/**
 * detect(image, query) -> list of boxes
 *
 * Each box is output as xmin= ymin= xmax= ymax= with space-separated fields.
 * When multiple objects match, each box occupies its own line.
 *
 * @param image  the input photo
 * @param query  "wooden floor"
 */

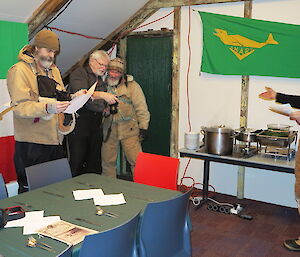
xmin=189 ymin=193 xmax=300 ymax=257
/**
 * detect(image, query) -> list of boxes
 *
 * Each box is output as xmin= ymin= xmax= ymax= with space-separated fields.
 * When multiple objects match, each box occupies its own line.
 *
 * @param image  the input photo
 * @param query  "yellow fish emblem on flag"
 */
xmin=213 ymin=28 xmax=279 ymax=60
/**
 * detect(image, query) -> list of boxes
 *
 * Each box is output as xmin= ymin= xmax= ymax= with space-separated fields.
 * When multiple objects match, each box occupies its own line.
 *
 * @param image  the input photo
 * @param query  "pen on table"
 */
xmin=75 ymin=217 xmax=101 ymax=226
xmin=76 ymin=181 xmax=97 ymax=187
xmin=42 ymin=191 xmax=65 ymax=198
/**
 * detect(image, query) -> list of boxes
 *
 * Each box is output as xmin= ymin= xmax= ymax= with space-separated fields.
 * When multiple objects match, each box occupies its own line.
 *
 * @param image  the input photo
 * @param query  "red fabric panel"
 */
xmin=134 ymin=152 xmax=179 ymax=191
xmin=0 ymin=136 xmax=16 ymax=183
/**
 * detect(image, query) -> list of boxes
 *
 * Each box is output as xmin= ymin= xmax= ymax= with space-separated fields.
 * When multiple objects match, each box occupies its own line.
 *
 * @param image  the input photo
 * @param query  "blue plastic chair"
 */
xmin=0 ymin=173 xmax=8 ymax=200
xmin=79 ymin=212 xmax=140 ymax=257
xmin=138 ymin=189 xmax=192 ymax=257
xmin=25 ymin=158 xmax=72 ymax=191
xmin=56 ymin=244 xmax=72 ymax=257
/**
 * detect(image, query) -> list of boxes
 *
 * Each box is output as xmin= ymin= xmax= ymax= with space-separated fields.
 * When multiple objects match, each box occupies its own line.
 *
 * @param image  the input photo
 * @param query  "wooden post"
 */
xmin=170 ymin=7 xmax=181 ymax=158
xmin=237 ymin=0 xmax=252 ymax=199
xmin=148 ymin=0 xmax=246 ymax=8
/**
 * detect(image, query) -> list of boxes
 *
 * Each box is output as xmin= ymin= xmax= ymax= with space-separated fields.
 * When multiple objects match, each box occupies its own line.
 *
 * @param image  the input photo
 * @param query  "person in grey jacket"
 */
xmin=67 ymin=50 xmax=117 ymax=177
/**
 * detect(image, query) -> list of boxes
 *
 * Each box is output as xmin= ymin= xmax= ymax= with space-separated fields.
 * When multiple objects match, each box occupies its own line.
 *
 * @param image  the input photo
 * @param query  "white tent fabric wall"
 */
xmin=134 ymin=1 xmax=299 ymax=208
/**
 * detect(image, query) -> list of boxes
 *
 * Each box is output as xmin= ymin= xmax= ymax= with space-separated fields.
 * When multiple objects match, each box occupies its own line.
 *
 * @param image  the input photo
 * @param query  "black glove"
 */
xmin=139 ymin=129 xmax=148 ymax=142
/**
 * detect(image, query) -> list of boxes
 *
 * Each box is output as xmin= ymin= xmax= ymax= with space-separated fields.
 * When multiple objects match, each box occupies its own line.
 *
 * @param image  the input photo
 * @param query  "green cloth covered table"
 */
xmin=0 ymin=174 xmax=180 ymax=257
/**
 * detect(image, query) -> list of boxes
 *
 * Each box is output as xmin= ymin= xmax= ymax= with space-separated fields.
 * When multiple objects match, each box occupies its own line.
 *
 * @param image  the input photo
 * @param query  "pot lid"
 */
xmin=267 ymin=124 xmax=291 ymax=130
xmin=204 ymin=125 xmax=233 ymax=133
xmin=235 ymin=128 xmax=259 ymax=134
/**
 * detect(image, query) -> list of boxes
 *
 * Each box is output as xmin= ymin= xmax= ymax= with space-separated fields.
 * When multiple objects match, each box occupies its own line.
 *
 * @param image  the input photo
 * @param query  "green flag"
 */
xmin=0 ymin=20 xmax=28 ymax=79
xmin=199 ymin=11 xmax=300 ymax=78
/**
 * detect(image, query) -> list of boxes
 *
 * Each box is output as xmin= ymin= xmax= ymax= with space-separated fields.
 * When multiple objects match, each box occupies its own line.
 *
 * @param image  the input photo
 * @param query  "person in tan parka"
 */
xmin=93 ymin=57 xmax=150 ymax=178
xmin=6 ymin=30 xmax=74 ymax=193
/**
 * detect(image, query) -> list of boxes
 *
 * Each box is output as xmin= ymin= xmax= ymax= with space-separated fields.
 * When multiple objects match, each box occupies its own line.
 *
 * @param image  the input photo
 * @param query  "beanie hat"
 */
xmin=108 ymin=58 xmax=124 ymax=73
xmin=34 ymin=30 xmax=60 ymax=52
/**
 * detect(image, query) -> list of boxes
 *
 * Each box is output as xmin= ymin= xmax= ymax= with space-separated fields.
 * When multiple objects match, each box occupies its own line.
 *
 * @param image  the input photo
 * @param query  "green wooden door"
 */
xmin=126 ymin=35 xmax=173 ymax=156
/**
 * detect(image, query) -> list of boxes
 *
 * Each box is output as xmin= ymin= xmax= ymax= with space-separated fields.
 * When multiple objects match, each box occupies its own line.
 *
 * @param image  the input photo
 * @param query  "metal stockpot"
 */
xmin=201 ymin=126 xmax=234 ymax=155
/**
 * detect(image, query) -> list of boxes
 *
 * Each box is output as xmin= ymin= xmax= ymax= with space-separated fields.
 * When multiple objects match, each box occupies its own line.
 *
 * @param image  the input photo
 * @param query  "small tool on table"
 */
xmin=96 ymin=206 xmax=118 ymax=218
xmin=75 ymin=217 xmax=102 ymax=226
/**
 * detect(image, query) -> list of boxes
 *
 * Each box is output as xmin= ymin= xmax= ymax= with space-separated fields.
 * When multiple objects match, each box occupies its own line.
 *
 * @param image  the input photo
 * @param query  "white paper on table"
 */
xmin=73 ymin=188 xmax=104 ymax=200
xmin=23 ymin=216 xmax=61 ymax=235
xmin=5 ymin=211 xmax=45 ymax=228
xmin=4 ymin=210 xmax=61 ymax=235
xmin=269 ymin=103 xmax=293 ymax=116
xmin=64 ymin=82 xmax=97 ymax=114
xmin=93 ymin=193 xmax=126 ymax=206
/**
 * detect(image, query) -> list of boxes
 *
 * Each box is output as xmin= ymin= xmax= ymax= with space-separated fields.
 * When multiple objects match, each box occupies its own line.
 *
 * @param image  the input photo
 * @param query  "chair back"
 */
xmin=79 ymin=212 xmax=140 ymax=257
xmin=0 ymin=174 xmax=8 ymax=200
xmin=25 ymin=158 xmax=72 ymax=191
xmin=56 ymin=244 xmax=73 ymax=257
xmin=134 ymin=152 xmax=179 ymax=190
xmin=138 ymin=189 xmax=192 ymax=257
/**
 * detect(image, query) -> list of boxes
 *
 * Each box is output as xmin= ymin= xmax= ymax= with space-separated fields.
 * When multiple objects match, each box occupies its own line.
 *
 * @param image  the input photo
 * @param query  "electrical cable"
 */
xmin=45 ymin=0 xmax=74 ymax=27
xmin=178 ymin=2 xmax=217 ymax=198
xmin=42 ymin=9 xmax=174 ymax=57
xmin=207 ymin=197 xmax=234 ymax=208
xmin=108 ymin=10 xmax=175 ymax=55
xmin=179 ymin=0 xmax=193 ymax=189
xmin=45 ymin=26 xmax=113 ymax=42
xmin=186 ymin=0 xmax=192 ymax=133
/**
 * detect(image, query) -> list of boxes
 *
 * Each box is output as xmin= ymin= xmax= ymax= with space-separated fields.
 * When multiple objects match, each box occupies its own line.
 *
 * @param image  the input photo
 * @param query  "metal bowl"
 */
xmin=234 ymin=128 xmax=261 ymax=142
xmin=267 ymin=124 xmax=291 ymax=131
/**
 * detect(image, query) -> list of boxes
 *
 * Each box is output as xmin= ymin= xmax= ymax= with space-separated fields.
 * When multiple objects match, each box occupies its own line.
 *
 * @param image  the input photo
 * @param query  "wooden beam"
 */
xmin=237 ymin=0 xmax=252 ymax=200
xmin=148 ymin=0 xmax=246 ymax=8
xmin=240 ymin=0 xmax=252 ymax=129
xmin=170 ymin=7 xmax=181 ymax=158
xmin=27 ymin=0 xmax=71 ymax=40
xmin=63 ymin=0 xmax=158 ymax=81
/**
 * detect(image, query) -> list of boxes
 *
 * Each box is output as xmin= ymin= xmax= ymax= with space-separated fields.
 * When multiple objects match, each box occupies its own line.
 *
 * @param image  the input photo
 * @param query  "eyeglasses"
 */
xmin=94 ymin=59 xmax=108 ymax=68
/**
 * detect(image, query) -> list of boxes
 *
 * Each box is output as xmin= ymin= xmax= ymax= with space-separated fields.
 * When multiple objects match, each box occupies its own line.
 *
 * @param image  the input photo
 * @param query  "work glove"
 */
xmin=139 ymin=129 xmax=148 ymax=142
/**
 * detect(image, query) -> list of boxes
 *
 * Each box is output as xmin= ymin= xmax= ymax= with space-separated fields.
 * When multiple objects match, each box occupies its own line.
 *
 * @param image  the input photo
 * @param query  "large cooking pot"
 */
xmin=201 ymin=126 xmax=234 ymax=155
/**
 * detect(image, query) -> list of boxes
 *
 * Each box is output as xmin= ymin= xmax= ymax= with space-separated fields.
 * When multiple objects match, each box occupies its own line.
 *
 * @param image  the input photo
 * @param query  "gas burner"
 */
xmin=233 ymin=144 xmax=258 ymax=158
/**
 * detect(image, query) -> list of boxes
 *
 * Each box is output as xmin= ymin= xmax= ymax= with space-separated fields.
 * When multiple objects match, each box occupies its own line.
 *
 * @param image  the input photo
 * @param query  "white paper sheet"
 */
xmin=269 ymin=103 xmax=293 ymax=116
xmin=64 ymin=82 xmax=97 ymax=114
xmin=73 ymin=189 xmax=104 ymax=200
xmin=23 ymin=216 xmax=61 ymax=235
xmin=5 ymin=211 xmax=45 ymax=228
xmin=5 ymin=211 xmax=61 ymax=235
xmin=93 ymin=193 xmax=126 ymax=206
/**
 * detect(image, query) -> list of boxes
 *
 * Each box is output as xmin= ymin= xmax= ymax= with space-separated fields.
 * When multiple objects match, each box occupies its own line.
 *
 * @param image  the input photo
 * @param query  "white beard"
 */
xmin=40 ymin=60 xmax=53 ymax=69
xmin=107 ymin=77 xmax=120 ymax=87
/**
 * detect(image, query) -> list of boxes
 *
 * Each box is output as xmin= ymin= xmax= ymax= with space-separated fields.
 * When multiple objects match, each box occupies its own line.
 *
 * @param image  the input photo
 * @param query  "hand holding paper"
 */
xmin=289 ymin=111 xmax=300 ymax=125
xmin=64 ymin=82 xmax=97 ymax=114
